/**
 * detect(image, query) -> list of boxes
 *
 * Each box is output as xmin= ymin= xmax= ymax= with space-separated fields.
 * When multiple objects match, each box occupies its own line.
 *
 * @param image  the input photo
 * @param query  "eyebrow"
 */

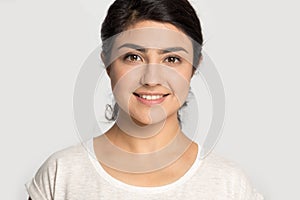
xmin=117 ymin=43 xmax=189 ymax=54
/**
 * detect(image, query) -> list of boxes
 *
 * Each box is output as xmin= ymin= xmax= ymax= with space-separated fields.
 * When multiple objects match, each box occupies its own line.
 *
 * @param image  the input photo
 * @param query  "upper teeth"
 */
xmin=141 ymin=95 xmax=163 ymax=100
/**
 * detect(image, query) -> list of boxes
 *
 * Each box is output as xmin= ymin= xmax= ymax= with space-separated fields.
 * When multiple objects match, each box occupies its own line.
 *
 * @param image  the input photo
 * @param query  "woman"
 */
xmin=26 ymin=0 xmax=263 ymax=199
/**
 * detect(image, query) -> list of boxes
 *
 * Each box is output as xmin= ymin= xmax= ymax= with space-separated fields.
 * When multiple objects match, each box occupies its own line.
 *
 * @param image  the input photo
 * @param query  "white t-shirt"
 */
xmin=25 ymin=139 xmax=264 ymax=200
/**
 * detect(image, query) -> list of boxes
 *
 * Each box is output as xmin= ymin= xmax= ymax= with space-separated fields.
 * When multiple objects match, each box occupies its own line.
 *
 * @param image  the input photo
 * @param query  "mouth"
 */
xmin=133 ymin=92 xmax=170 ymax=105
xmin=133 ymin=92 xmax=170 ymax=99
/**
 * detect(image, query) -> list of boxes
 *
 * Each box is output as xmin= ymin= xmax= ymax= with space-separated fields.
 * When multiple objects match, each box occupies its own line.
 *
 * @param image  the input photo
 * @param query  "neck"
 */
xmin=105 ymin=111 xmax=181 ymax=153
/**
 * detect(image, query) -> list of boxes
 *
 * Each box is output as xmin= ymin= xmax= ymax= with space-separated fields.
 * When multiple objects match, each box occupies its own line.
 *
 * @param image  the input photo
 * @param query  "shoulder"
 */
xmin=193 ymin=152 xmax=249 ymax=186
xmin=50 ymin=141 xmax=88 ymax=159
xmin=39 ymin=143 xmax=87 ymax=171
xmin=26 ymin=142 xmax=93 ymax=199
xmin=191 ymin=152 xmax=264 ymax=199
xmin=36 ymin=142 xmax=94 ymax=181
xmin=202 ymin=151 xmax=245 ymax=174
xmin=43 ymin=142 xmax=88 ymax=165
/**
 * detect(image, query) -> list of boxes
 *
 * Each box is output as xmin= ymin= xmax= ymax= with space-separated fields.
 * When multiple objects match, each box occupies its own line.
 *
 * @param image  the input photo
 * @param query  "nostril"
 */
xmin=143 ymin=82 xmax=161 ymax=87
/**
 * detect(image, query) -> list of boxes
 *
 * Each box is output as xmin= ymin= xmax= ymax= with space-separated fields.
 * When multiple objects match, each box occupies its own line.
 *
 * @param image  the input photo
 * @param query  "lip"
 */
xmin=133 ymin=92 xmax=170 ymax=106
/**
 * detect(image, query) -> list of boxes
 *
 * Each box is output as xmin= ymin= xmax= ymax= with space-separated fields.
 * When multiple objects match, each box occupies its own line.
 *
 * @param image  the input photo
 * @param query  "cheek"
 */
xmin=109 ymin=60 xmax=134 ymax=90
xmin=109 ymin=64 xmax=128 ymax=89
xmin=109 ymin=65 xmax=144 ymax=111
xmin=171 ymin=66 xmax=193 ymax=102
xmin=181 ymin=64 xmax=194 ymax=80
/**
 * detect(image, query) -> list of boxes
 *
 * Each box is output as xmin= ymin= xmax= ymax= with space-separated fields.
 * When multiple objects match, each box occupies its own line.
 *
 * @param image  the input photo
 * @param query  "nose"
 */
xmin=140 ymin=63 xmax=165 ymax=87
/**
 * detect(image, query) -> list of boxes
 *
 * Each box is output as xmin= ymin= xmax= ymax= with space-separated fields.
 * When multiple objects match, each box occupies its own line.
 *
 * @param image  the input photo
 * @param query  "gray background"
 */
xmin=1 ymin=0 xmax=299 ymax=199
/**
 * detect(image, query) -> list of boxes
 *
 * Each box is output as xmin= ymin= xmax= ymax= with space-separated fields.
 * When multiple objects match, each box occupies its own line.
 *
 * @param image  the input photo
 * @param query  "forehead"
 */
xmin=116 ymin=21 xmax=193 ymax=50
xmin=107 ymin=21 xmax=194 ymax=63
xmin=126 ymin=20 xmax=183 ymax=32
xmin=116 ymin=29 xmax=192 ymax=49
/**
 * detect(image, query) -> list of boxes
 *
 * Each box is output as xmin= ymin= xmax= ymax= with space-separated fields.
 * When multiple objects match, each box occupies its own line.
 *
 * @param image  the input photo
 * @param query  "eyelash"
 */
xmin=123 ymin=53 xmax=143 ymax=63
xmin=164 ymin=56 xmax=181 ymax=64
xmin=122 ymin=53 xmax=182 ymax=64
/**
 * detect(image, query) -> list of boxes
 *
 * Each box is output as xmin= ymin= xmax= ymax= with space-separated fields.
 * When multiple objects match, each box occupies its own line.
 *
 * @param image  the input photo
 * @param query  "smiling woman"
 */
xmin=25 ymin=0 xmax=263 ymax=199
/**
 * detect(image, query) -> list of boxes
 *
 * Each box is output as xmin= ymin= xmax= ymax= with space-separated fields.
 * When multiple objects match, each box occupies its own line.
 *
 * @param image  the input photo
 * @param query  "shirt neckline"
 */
xmin=86 ymin=137 xmax=203 ymax=194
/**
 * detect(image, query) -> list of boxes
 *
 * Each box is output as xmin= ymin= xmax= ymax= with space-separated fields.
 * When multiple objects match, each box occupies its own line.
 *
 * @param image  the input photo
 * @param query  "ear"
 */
xmin=101 ymin=52 xmax=111 ymax=77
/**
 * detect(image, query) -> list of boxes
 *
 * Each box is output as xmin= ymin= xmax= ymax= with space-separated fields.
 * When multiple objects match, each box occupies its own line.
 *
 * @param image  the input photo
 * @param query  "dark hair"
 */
xmin=101 ymin=0 xmax=203 ymax=122
xmin=101 ymin=0 xmax=203 ymax=67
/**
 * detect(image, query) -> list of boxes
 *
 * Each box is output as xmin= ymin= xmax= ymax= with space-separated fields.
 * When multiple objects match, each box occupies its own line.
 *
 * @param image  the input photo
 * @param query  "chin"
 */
xmin=130 ymin=114 xmax=166 ymax=126
xmin=131 ymin=115 xmax=154 ymax=126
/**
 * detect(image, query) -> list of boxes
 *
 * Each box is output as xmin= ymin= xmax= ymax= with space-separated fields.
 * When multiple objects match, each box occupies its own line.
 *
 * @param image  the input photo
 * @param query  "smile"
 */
xmin=133 ymin=92 xmax=170 ymax=105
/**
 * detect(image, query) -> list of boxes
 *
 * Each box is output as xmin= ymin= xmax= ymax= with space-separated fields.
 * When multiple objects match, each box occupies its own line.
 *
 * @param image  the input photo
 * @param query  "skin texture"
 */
xmin=94 ymin=20 xmax=199 ymax=186
xmin=107 ymin=21 xmax=194 ymax=126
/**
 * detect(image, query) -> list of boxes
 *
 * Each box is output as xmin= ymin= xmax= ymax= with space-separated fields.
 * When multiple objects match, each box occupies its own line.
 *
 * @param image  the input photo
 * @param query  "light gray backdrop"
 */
xmin=1 ymin=0 xmax=299 ymax=199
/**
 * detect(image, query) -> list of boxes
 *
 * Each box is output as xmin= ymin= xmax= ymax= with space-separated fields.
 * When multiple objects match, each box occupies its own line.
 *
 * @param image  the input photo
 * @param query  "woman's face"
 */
xmin=106 ymin=20 xmax=194 ymax=125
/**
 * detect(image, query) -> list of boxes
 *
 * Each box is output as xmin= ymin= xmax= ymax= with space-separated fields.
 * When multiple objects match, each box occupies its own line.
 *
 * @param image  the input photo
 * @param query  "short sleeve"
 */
xmin=25 ymin=154 xmax=58 ymax=200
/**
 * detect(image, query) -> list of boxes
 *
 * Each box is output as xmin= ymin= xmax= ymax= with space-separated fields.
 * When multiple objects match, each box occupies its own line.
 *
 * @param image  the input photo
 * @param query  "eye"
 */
xmin=123 ymin=54 xmax=143 ymax=62
xmin=164 ymin=56 xmax=181 ymax=64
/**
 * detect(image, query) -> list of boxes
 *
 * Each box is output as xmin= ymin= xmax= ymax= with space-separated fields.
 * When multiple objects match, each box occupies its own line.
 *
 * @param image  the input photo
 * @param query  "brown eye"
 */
xmin=124 ymin=54 xmax=142 ymax=62
xmin=165 ymin=56 xmax=180 ymax=63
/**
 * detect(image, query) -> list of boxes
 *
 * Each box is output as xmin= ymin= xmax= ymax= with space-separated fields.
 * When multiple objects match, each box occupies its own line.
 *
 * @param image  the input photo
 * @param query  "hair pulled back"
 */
xmin=101 ymin=0 xmax=203 ymax=66
xmin=101 ymin=0 xmax=203 ymax=121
